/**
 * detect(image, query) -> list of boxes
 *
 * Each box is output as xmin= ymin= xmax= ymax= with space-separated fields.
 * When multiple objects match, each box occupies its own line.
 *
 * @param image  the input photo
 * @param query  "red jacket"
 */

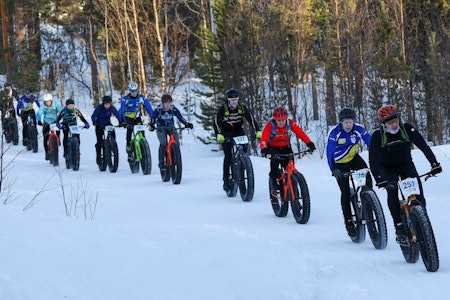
xmin=260 ymin=119 xmax=311 ymax=149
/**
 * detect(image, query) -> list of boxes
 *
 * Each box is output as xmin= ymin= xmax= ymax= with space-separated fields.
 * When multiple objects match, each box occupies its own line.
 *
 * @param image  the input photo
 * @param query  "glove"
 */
xmin=216 ymin=134 xmax=225 ymax=143
xmin=56 ymin=123 xmax=62 ymax=130
xmin=376 ymin=181 xmax=388 ymax=188
xmin=306 ymin=142 xmax=316 ymax=153
xmin=331 ymin=168 xmax=342 ymax=178
xmin=149 ymin=125 xmax=155 ymax=131
xmin=38 ymin=121 xmax=43 ymax=126
xmin=255 ymin=131 xmax=262 ymax=139
xmin=84 ymin=122 xmax=90 ymax=129
xmin=185 ymin=122 xmax=193 ymax=129
xmin=430 ymin=162 xmax=442 ymax=175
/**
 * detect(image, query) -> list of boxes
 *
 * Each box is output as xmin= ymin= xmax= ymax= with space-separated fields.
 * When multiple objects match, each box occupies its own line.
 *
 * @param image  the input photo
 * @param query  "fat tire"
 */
xmin=139 ymin=139 xmax=152 ymax=175
xmin=225 ymin=165 xmax=239 ymax=197
xmin=98 ymin=142 xmax=107 ymax=171
xmin=49 ymin=134 xmax=59 ymax=166
xmin=129 ymin=144 xmax=140 ymax=174
xmin=399 ymin=212 xmax=420 ymax=264
xmin=269 ymin=173 xmax=288 ymax=217
xmin=349 ymin=188 xmax=366 ymax=243
xmin=361 ymin=189 xmax=388 ymax=249
xmin=410 ymin=205 xmax=439 ymax=272
xmin=237 ymin=154 xmax=254 ymax=202
xmin=160 ymin=149 xmax=171 ymax=182
xmin=170 ymin=143 xmax=182 ymax=184
xmin=108 ymin=138 xmax=119 ymax=173
xmin=71 ymin=137 xmax=80 ymax=171
xmin=290 ymin=172 xmax=311 ymax=224
xmin=31 ymin=124 xmax=38 ymax=152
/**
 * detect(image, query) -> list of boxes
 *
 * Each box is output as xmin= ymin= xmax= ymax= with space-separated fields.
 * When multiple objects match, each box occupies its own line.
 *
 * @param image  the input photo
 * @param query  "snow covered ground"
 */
xmin=1 ymin=103 xmax=450 ymax=300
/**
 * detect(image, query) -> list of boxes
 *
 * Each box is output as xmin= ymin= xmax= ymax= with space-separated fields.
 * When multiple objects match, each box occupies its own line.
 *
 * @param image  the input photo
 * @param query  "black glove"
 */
xmin=430 ymin=162 xmax=442 ymax=175
xmin=185 ymin=122 xmax=193 ymax=129
xmin=376 ymin=181 xmax=389 ymax=188
xmin=149 ymin=124 xmax=156 ymax=132
xmin=37 ymin=121 xmax=43 ymax=126
xmin=331 ymin=168 xmax=342 ymax=178
xmin=306 ymin=142 xmax=316 ymax=153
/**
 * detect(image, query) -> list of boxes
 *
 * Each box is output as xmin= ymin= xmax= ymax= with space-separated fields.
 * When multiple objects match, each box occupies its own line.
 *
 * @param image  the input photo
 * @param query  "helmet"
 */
xmin=65 ymin=99 xmax=75 ymax=105
xmin=377 ymin=105 xmax=399 ymax=123
xmin=338 ymin=107 xmax=356 ymax=122
xmin=43 ymin=93 xmax=53 ymax=102
xmin=128 ymin=82 xmax=139 ymax=93
xmin=273 ymin=106 xmax=288 ymax=121
xmin=161 ymin=94 xmax=172 ymax=103
xmin=4 ymin=82 xmax=11 ymax=89
xmin=102 ymin=95 xmax=112 ymax=104
xmin=24 ymin=87 xmax=32 ymax=94
xmin=226 ymin=89 xmax=239 ymax=99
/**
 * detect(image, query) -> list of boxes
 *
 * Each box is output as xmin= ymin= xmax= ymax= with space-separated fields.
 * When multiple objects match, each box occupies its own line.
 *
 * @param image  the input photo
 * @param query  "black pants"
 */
xmin=62 ymin=127 xmax=80 ymax=156
xmin=95 ymin=124 xmax=115 ymax=159
xmin=125 ymin=117 xmax=143 ymax=148
xmin=266 ymin=146 xmax=292 ymax=186
xmin=333 ymin=154 xmax=368 ymax=223
xmin=379 ymin=162 xmax=425 ymax=225
xmin=21 ymin=110 xmax=36 ymax=142
xmin=42 ymin=123 xmax=60 ymax=153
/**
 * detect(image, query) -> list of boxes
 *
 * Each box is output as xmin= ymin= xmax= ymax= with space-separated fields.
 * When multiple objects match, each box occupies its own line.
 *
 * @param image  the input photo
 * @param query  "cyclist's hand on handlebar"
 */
xmin=216 ymin=134 xmax=225 ymax=143
xmin=255 ymin=131 xmax=262 ymax=139
xmin=84 ymin=122 xmax=90 ymax=129
xmin=149 ymin=124 xmax=156 ymax=131
xmin=56 ymin=123 xmax=62 ymax=130
xmin=430 ymin=162 xmax=442 ymax=176
xmin=38 ymin=121 xmax=43 ymax=126
xmin=185 ymin=122 xmax=193 ymax=129
xmin=376 ymin=181 xmax=388 ymax=188
xmin=306 ymin=142 xmax=316 ymax=153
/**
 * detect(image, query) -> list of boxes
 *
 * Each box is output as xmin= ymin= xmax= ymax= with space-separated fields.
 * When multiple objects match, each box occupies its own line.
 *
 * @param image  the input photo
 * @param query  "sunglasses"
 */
xmin=228 ymin=97 xmax=239 ymax=101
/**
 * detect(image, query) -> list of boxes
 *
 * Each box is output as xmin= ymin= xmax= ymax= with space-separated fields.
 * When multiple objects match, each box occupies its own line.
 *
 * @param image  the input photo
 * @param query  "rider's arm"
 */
xmin=259 ymin=121 xmax=272 ymax=150
xmin=326 ymin=125 xmax=339 ymax=170
xmin=243 ymin=106 xmax=260 ymax=131
xmin=368 ymin=129 xmax=383 ymax=182
xmin=76 ymin=109 xmax=88 ymax=124
xmin=172 ymin=106 xmax=188 ymax=124
xmin=406 ymin=122 xmax=438 ymax=165
xmin=290 ymin=120 xmax=312 ymax=145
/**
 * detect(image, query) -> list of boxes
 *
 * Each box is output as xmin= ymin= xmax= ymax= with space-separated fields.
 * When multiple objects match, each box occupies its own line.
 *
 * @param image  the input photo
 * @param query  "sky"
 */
xmin=1 ymin=98 xmax=450 ymax=300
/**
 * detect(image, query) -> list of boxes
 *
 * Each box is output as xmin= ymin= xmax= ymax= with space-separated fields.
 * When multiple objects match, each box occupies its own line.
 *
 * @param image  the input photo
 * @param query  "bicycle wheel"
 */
xmin=290 ymin=172 xmax=311 ymax=224
xmin=31 ymin=125 xmax=38 ymax=152
xmin=12 ymin=119 xmax=19 ymax=145
xmin=26 ymin=124 xmax=32 ymax=150
xmin=237 ymin=154 xmax=254 ymax=202
xmin=98 ymin=142 xmax=108 ymax=172
xmin=71 ymin=137 xmax=80 ymax=171
xmin=349 ymin=188 xmax=366 ymax=243
xmin=160 ymin=148 xmax=171 ymax=182
xmin=49 ymin=134 xmax=59 ymax=166
xmin=269 ymin=173 xmax=288 ymax=217
xmin=225 ymin=167 xmax=239 ymax=198
xmin=410 ymin=205 xmax=439 ymax=272
xmin=139 ymin=139 xmax=152 ymax=175
xmin=107 ymin=138 xmax=119 ymax=173
xmin=399 ymin=213 xmax=420 ymax=264
xmin=170 ymin=143 xmax=182 ymax=184
xmin=361 ymin=189 xmax=388 ymax=249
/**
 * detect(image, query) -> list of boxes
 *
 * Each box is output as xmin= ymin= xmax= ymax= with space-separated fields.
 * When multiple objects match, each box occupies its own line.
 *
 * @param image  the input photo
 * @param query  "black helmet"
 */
xmin=338 ymin=107 xmax=356 ymax=122
xmin=225 ymin=89 xmax=239 ymax=99
xmin=102 ymin=95 xmax=112 ymax=104
xmin=24 ymin=87 xmax=32 ymax=94
xmin=65 ymin=99 xmax=75 ymax=105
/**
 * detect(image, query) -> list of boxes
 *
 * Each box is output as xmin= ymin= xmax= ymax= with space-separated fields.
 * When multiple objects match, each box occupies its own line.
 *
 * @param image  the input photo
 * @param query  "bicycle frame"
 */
xmin=230 ymin=136 xmax=248 ymax=180
xmin=131 ymin=124 xmax=147 ymax=162
xmin=271 ymin=153 xmax=304 ymax=201
xmin=48 ymin=123 xmax=60 ymax=151
xmin=397 ymin=175 xmax=425 ymax=240
xmin=165 ymin=130 xmax=178 ymax=166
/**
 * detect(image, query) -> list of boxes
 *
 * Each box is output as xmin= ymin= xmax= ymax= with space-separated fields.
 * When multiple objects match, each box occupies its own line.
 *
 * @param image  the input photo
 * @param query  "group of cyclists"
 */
xmin=1 ymin=82 xmax=443 ymax=245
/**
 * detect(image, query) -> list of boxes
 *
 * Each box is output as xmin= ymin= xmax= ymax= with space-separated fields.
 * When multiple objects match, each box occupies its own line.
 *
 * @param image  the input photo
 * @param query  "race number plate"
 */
xmin=233 ymin=135 xmax=249 ymax=145
xmin=399 ymin=177 xmax=420 ymax=198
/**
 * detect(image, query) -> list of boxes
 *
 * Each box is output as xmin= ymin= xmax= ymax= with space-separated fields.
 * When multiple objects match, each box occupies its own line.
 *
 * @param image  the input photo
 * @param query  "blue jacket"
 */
xmin=36 ymin=101 xmax=63 ymax=124
xmin=119 ymin=93 xmax=153 ymax=121
xmin=326 ymin=123 xmax=371 ymax=170
xmin=55 ymin=106 xmax=88 ymax=127
xmin=91 ymin=103 xmax=121 ymax=128
xmin=17 ymin=94 xmax=41 ymax=114
xmin=150 ymin=104 xmax=188 ymax=127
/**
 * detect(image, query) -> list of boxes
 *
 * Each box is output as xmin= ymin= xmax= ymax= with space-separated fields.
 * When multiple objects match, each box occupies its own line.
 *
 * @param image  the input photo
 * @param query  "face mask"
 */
xmin=386 ymin=127 xmax=399 ymax=134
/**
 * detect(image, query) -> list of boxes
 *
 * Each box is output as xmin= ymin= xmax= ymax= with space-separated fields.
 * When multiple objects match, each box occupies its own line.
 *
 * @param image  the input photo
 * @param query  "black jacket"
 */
xmin=213 ymin=102 xmax=259 ymax=137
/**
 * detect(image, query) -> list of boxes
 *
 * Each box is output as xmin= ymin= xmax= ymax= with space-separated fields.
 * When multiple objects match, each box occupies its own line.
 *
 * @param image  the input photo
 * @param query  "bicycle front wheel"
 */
xmin=237 ymin=154 xmax=254 ymax=202
xmin=139 ymin=139 xmax=152 ymax=175
xmin=49 ymin=134 xmax=59 ymax=167
xmin=107 ymin=139 xmax=119 ymax=173
xmin=349 ymin=188 xmax=366 ymax=243
xmin=269 ymin=173 xmax=288 ymax=217
xmin=71 ymin=137 xmax=80 ymax=171
xmin=410 ymin=205 xmax=439 ymax=272
xmin=361 ymin=189 xmax=388 ymax=249
xmin=170 ymin=143 xmax=182 ymax=184
xmin=31 ymin=125 xmax=38 ymax=152
xmin=290 ymin=172 xmax=311 ymax=224
xmin=99 ymin=142 xmax=108 ymax=172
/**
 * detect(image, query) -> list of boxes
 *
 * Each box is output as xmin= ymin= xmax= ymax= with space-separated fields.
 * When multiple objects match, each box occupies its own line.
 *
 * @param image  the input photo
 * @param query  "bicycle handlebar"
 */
xmin=267 ymin=150 xmax=310 ymax=160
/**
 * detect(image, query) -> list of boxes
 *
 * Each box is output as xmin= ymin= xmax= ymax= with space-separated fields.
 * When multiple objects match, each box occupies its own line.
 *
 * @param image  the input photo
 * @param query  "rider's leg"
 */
xmin=95 ymin=126 xmax=103 ymax=164
xmin=42 ymin=124 xmax=50 ymax=159
xmin=62 ymin=128 xmax=69 ymax=157
xmin=222 ymin=141 xmax=233 ymax=189
xmin=21 ymin=113 xmax=28 ymax=146
xmin=156 ymin=129 xmax=168 ymax=168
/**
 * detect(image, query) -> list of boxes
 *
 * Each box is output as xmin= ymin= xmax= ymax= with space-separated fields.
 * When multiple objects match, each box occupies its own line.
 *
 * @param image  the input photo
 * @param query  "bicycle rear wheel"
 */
xmin=139 ymin=139 xmax=152 ymax=175
xmin=49 ymin=134 xmax=59 ymax=166
xmin=410 ymin=205 xmax=439 ymax=272
xmin=160 ymin=149 xmax=171 ymax=182
xmin=269 ymin=173 xmax=288 ymax=217
xmin=170 ymin=143 xmax=182 ymax=184
xmin=349 ymin=188 xmax=366 ymax=243
xmin=399 ymin=213 xmax=420 ymax=264
xmin=237 ymin=154 xmax=254 ymax=202
xmin=361 ymin=189 xmax=387 ymax=249
xmin=107 ymin=138 xmax=119 ymax=173
xmin=290 ymin=172 xmax=311 ymax=224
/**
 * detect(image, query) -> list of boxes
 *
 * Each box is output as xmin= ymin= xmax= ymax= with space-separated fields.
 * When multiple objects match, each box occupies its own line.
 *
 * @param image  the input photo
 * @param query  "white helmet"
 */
xmin=44 ymin=93 xmax=53 ymax=102
xmin=128 ymin=82 xmax=139 ymax=93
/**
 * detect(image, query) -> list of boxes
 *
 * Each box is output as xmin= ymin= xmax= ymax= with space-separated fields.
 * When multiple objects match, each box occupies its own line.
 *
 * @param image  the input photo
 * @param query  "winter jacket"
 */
xmin=151 ymin=104 xmax=188 ymax=127
xmin=213 ymin=101 xmax=260 ymax=137
xmin=36 ymin=101 xmax=63 ymax=124
xmin=17 ymin=94 xmax=40 ymax=115
xmin=260 ymin=119 xmax=311 ymax=150
xmin=91 ymin=104 xmax=121 ymax=128
xmin=56 ymin=106 xmax=88 ymax=127
xmin=119 ymin=93 xmax=153 ymax=121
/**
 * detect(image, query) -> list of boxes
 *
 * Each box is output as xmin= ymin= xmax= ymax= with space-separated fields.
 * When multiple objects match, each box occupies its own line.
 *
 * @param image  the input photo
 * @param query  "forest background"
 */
xmin=1 ymin=0 xmax=449 ymax=151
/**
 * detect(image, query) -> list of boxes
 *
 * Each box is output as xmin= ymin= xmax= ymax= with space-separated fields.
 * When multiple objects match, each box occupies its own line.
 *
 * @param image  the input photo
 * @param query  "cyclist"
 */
xmin=213 ymin=88 xmax=261 ymax=190
xmin=36 ymin=93 xmax=63 ymax=160
xmin=91 ymin=95 xmax=122 ymax=164
xmin=119 ymin=82 xmax=153 ymax=161
xmin=369 ymin=104 xmax=442 ymax=243
xmin=260 ymin=106 xmax=316 ymax=196
xmin=326 ymin=107 xmax=371 ymax=237
xmin=0 ymin=83 xmax=19 ymax=140
xmin=149 ymin=94 xmax=193 ymax=170
xmin=55 ymin=99 xmax=90 ymax=159
xmin=17 ymin=87 xmax=41 ymax=146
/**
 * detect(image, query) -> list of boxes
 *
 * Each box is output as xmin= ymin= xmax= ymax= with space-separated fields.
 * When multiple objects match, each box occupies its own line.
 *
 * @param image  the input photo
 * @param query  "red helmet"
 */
xmin=377 ymin=105 xmax=399 ymax=123
xmin=161 ymin=94 xmax=172 ymax=103
xmin=273 ymin=106 xmax=288 ymax=121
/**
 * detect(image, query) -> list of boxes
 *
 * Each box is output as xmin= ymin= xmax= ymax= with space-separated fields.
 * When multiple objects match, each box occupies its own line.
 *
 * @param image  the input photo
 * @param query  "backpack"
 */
xmin=380 ymin=122 xmax=410 ymax=147
xmin=223 ymin=103 xmax=244 ymax=116
xmin=268 ymin=119 xmax=291 ymax=143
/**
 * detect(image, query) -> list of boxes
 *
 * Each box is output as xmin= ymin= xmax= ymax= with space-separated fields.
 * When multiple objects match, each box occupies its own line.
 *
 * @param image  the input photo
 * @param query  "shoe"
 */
xmin=45 ymin=153 xmax=50 ymax=160
xmin=345 ymin=219 xmax=357 ymax=237
xmin=126 ymin=145 xmax=131 ymax=152
xmin=158 ymin=163 xmax=166 ymax=170
xmin=223 ymin=177 xmax=230 ymax=191
xmin=395 ymin=222 xmax=408 ymax=245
